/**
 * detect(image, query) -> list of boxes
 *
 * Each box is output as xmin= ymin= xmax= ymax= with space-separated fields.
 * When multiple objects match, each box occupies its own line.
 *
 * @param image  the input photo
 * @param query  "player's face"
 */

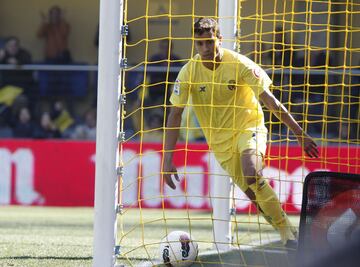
xmin=194 ymin=31 xmax=221 ymax=61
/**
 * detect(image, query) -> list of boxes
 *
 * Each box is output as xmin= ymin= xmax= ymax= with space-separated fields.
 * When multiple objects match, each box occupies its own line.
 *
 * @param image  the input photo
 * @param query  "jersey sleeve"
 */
xmin=238 ymin=55 xmax=272 ymax=98
xmin=170 ymin=63 xmax=191 ymax=107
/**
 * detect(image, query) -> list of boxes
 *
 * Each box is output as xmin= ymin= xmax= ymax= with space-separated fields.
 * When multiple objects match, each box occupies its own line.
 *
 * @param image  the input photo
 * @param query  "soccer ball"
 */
xmin=159 ymin=231 xmax=198 ymax=267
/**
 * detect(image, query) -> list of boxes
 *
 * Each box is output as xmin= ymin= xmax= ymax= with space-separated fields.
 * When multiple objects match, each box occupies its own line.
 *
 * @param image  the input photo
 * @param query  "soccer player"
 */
xmin=162 ymin=17 xmax=319 ymax=247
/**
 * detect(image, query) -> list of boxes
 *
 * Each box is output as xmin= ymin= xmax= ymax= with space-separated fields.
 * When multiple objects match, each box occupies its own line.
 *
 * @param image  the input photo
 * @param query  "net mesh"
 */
xmin=117 ymin=0 xmax=360 ymax=266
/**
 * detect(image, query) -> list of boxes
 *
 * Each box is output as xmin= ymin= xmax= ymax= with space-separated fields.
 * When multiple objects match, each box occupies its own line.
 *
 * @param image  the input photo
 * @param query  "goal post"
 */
xmin=210 ymin=0 xmax=238 ymax=252
xmin=93 ymin=0 xmax=124 ymax=266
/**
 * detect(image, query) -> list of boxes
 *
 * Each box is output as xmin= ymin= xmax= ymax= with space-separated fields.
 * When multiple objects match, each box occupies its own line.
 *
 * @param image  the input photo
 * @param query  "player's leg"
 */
xmin=241 ymin=149 xmax=297 ymax=244
xmin=241 ymin=184 xmax=275 ymax=228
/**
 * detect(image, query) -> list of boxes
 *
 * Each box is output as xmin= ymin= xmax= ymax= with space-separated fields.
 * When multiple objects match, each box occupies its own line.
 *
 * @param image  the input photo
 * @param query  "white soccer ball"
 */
xmin=159 ymin=231 xmax=198 ymax=267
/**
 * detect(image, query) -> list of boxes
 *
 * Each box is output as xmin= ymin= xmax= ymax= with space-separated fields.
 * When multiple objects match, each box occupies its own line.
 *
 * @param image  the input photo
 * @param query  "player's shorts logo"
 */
xmin=227 ymin=80 xmax=236 ymax=90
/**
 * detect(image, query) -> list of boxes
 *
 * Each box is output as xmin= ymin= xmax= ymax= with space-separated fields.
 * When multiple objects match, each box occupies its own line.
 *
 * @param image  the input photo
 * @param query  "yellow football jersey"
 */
xmin=170 ymin=48 xmax=272 ymax=163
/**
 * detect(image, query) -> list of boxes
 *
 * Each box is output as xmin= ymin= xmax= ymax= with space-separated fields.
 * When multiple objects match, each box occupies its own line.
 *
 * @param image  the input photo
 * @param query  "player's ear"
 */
xmin=218 ymin=34 xmax=222 ymax=45
xmin=218 ymin=34 xmax=223 ymax=46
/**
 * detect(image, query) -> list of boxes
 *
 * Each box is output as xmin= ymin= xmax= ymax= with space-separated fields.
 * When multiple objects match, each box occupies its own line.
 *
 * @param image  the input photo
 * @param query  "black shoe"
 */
xmin=285 ymin=239 xmax=298 ymax=251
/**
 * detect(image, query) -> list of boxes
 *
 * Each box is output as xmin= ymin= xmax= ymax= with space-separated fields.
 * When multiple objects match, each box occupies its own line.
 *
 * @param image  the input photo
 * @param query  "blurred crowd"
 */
xmin=261 ymin=26 xmax=360 ymax=142
xmin=0 ymin=6 xmax=95 ymax=140
xmin=0 ymin=10 xmax=358 ymax=142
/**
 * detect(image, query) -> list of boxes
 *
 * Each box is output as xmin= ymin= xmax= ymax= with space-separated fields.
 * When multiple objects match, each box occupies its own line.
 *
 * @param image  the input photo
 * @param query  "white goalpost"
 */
xmin=93 ymin=0 xmax=124 ymax=266
xmin=210 ymin=0 xmax=238 ymax=252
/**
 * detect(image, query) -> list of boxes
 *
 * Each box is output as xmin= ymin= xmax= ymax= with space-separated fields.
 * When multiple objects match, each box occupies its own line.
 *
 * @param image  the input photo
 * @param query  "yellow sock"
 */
xmin=249 ymin=181 xmax=296 ymax=244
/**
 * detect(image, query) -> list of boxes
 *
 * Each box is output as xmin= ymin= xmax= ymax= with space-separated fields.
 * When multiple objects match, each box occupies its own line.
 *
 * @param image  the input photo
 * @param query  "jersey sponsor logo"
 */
xmin=252 ymin=67 xmax=261 ymax=79
xmin=199 ymin=86 xmax=206 ymax=92
xmin=227 ymin=80 xmax=236 ymax=90
xmin=174 ymin=79 xmax=180 ymax=95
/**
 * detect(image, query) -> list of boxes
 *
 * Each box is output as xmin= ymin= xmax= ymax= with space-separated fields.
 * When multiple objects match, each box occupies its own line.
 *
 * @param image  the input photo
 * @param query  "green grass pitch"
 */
xmin=0 ymin=206 xmax=299 ymax=267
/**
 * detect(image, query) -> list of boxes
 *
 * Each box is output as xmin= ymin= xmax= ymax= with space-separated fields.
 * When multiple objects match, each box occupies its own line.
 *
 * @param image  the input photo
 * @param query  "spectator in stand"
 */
xmin=264 ymin=27 xmax=303 ymax=136
xmin=71 ymin=108 xmax=97 ymax=140
xmin=307 ymin=50 xmax=336 ymax=136
xmin=34 ymin=111 xmax=61 ymax=139
xmin=0 ymin=116 xmax=13 ymax=138
xmin=266 ymin=26 xmax=302 ymax=66
xmin=142 ymin=112 xmax=163 ymax=143
xmin=0 ymin=37 xmax=34 ymax=91
xmin=267 ymin=26 xmax=302 ymax=90
xmin=37 ymin=6 xmax=72 ymax=64
xmin=349 ymin=61 xmax=360 ymax=139
xmin=13 ymin=106 xmax=35 ymax=138
xmin=147 ymin=39 xmax=181 ymax=107
xmin=50 ymin=100 xmax=76 ymax=138
xmin=122 ymin=70 xmax=143 ymax=138
xmin=339 ymin=123 xmax=350 ymax=141
xmin=6 ymin=94 xmax=29 ymax=125
xmin=0 ymin=38 xmax=5 ymax=48
xmin=145 ymin=39 xmax=181 ymax=129
xmin=0 ymin=37 xmax=32 ymax=65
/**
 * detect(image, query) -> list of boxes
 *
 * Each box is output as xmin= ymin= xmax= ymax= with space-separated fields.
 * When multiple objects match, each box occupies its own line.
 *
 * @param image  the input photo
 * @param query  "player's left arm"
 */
xmin=259 ymin=89 xmax=319 ymax=158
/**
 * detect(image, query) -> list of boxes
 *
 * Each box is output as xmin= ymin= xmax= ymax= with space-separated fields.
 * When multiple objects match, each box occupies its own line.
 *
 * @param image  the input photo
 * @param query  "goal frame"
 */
xmin=211 ymin=0 xmax=238 ymax=251
xmin=93 ymin=0 xmax=124 ymax=266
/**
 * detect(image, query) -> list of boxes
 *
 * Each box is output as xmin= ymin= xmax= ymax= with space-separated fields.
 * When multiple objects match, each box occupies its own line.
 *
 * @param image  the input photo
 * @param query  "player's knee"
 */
xmin=243 ymin=166 xmax=263 ymax=185
xmin=244 ymin=171 xmax=266 ymax=189
xmin=243 ymin=166 xmax=257 ymax=185
xmin=241 ymin=150 xmax=264 ymax=186
xmin=246 ymin=177 xmax=257 ymax=185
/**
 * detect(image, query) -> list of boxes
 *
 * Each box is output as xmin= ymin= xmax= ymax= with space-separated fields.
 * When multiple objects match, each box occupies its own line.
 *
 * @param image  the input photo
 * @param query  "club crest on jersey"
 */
xmin=227 ymin=80 xmax=236 ymax=90
xmin=252 ymin=67 xmax=261 ymax=79
xmin=174 ymin=79 xmax=180 ymax=95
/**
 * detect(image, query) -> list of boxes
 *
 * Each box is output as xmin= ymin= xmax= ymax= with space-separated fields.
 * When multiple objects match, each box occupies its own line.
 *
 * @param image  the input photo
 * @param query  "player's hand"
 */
xmin=162 ymin=160 xmax=180 ymax=190
xmin=297 ymin=133 xmax=319 ymax=158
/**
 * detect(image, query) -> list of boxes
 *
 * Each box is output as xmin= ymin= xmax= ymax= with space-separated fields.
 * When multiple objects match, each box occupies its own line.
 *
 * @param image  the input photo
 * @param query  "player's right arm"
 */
xmin=237 ymin=53 xmax=319 ymax=158
xmin=163 ymin=63 xmax=191 ymax=189
xmin=259 ymin=89 xmax=319 ymax=158
xmin=163 ymin=107 xmax=184 ymax=189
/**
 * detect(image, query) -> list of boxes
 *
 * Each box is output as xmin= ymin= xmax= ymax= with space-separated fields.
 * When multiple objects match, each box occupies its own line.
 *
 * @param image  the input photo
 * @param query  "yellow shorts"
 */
xmin=217 ymin=131 xmax=267 ymax=191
